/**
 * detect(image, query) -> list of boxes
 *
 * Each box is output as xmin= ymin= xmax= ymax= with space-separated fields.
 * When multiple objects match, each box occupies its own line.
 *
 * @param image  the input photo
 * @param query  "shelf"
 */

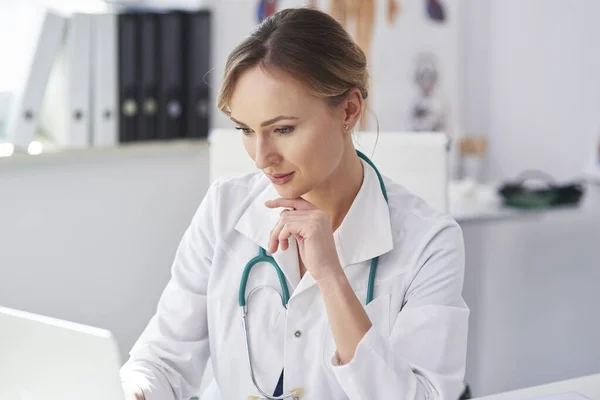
xmin=0 ymin=138 xmax=208 ymax=168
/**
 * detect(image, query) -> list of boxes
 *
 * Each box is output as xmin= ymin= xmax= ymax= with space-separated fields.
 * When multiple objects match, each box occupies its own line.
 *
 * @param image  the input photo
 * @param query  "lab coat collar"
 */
xmin=234 ymin=158 xmax=394 ymax=296
xmin=333 ymin=158 xmax=394 ymax=267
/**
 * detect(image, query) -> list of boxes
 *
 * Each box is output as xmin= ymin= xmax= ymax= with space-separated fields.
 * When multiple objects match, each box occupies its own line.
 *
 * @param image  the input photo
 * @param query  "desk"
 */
xmin=459 ymin=184 xmax=600 ymax=396
xmin=451 ymin=202 xmax=541 ymax=224
xmin=474 ymin=374 xmax=600 ymax=400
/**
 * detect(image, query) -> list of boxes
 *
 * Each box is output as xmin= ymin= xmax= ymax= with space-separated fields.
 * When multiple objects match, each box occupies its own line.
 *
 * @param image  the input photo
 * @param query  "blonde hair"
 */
xmin=217 ymin=7 xmax=369 ymax=116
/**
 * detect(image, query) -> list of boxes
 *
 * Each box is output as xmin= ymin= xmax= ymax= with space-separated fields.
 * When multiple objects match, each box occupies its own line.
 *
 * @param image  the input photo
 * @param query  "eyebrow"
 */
xmin=230 ymin=115 xmax=299 ymax=127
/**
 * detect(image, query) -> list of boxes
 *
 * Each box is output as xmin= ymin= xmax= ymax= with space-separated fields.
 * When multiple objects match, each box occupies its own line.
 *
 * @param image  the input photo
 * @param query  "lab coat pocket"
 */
xmin=321 ymin=294 xmax=391 ymax=366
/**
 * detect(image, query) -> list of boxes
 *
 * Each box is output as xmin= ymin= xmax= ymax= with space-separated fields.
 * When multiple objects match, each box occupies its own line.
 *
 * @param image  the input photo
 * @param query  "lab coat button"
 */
xmin=294 ymin=330 xmax=302 ymax=338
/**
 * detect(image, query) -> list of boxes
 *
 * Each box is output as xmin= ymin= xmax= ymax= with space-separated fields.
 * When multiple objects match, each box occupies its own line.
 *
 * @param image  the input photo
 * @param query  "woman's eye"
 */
xmin=235 ymin=127 xmax=252 ymax=135
xmin=275 ymin=126 xmax=295 ymax=134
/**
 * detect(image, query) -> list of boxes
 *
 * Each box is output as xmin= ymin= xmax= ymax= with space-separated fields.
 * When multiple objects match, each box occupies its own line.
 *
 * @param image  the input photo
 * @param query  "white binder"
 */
xmin=91 ymin=13 xmax=118 ymax=147
xmin=40 ymin=13 xmax=93 ymax=149
xmin=7 ymin=10 xmax=67 ymax=150
xmin=66 ymin=13 xmax=93 ymax=148
xmin=0 ymin=91 xmax=12 ymax=140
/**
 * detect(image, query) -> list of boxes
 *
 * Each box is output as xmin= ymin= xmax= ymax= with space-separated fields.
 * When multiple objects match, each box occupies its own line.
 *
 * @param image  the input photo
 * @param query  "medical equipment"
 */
xmin=239 ymin=150 xmax=388 ymax=400
xmin=498 ymin=170 xmax=585 ymax=209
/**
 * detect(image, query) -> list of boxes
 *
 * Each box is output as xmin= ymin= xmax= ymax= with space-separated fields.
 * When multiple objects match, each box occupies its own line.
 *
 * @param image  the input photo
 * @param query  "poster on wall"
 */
xmin=211 ymin=0 xmax=463 ymax=139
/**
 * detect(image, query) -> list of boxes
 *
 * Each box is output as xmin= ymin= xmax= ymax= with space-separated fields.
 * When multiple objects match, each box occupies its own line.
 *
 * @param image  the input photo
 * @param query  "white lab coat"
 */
xmin=120 ymin=159 xmax=470 ymax=400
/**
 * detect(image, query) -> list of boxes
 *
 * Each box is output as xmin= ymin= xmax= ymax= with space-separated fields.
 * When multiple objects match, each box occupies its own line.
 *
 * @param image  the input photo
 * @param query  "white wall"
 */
xmin=462 ymin=0 xmax=490 ymax=140
xmin=0 ymin=141 xmax=209 ymax=361
xmin=483 ymin=0 xmax=600 ymax=181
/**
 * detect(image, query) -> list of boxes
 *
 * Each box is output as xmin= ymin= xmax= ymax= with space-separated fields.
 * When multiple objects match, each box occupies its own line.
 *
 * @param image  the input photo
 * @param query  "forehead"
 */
xmin=229 ymin=66 xmax=318 ymax=123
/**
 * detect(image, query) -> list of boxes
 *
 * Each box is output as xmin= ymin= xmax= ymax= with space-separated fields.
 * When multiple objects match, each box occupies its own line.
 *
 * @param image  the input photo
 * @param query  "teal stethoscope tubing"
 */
xmin=239 ymin=149 xmax=389 ymax=399
xmin=238 ymin=149 xmax=389 ymax=309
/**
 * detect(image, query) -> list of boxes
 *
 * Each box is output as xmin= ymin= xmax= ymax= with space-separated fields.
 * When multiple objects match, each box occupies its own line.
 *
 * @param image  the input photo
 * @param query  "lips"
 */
xmin=268 ymin=172 xmax=295 ymax=185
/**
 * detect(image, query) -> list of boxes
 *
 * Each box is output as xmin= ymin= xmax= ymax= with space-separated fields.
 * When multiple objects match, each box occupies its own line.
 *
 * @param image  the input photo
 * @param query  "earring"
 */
xmin=343 ymin=124 xmax=350 ymax=131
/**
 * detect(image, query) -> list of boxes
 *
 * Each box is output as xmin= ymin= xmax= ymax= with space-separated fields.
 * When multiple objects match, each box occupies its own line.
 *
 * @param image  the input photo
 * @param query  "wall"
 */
xmin=484 ymin=0 xmax=600 ymax=181
xmin=462 ymin=0 xmax=490 ymax=140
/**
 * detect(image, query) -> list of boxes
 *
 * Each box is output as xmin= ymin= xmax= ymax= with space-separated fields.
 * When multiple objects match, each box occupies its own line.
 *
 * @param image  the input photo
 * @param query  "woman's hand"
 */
xmin=265 ymin=197 xmax=343 ymax=282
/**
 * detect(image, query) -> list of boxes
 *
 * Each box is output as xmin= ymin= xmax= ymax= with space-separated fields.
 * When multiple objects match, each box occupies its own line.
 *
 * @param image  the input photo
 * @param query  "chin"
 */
xmin=272 ymin=184 xmax=309 ymax=199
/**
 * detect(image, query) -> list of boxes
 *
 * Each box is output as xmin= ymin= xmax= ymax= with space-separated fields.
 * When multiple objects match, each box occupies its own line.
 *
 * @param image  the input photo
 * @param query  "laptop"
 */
xmin=0 ymin=306 xmax=125 ymax=400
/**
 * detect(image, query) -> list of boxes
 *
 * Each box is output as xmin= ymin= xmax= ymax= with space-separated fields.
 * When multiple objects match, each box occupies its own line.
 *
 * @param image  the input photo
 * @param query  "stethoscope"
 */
xmin=240 ymin=150 xmax=388 ymax=400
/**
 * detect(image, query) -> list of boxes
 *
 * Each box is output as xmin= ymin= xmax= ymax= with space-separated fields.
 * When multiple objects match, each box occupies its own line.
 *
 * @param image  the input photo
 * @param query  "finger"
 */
xmin=270 ymin=211 xmax=315 ymax=253
xmin=278 ymin=222 xmax=295 ymax=251
xmin=268 ymin=218 xmax=287 ymax=254
xmin=265 ymin=197 xmax=316 ymax=211
xmin=278 ymin=221 xmax=305 ymax=251
xmin=268 ymin=224 xmax=279 ymax=254
xmin=279 ymin=210 xmax=313 ymax=220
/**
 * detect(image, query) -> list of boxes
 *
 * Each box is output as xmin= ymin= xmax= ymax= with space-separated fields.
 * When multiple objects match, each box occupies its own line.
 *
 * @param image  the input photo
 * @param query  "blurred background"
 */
xmin=1 ymin=0 xmax=599 ymax=398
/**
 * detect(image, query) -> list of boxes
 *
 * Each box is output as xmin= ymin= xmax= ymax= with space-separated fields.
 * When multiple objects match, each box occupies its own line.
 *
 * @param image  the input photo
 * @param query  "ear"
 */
xmin=342 ymin=88 xmax=364 ymax=131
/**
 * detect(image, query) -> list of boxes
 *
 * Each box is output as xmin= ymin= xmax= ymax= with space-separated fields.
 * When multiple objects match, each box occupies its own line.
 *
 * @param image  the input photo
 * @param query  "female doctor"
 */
xmin=120 ymin=7 xmax=469 ymax=400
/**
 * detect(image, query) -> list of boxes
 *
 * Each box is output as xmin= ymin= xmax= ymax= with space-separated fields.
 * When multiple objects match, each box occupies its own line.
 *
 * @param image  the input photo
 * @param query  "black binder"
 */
xmin=138 ymin=12 xmax=159 ymax=141
xmin=117 ymin=13 xmax=140 ymax=143
xmin=185 ymin=11 xmax=211 ymax=138
xmin=157 ymin=11 xmax=185 ymax=140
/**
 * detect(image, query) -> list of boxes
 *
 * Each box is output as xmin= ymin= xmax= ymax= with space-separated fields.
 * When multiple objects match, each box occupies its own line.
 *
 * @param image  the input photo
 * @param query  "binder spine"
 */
xmin=118 ymin=13 xmax=140 ymax=143
xmin=92 ymin=13 xmax=119 ymax=147
xmin=186 ymin=11 xmax=211 ymax=139
xmin=67 ymin=13 xmax=93 ymax=148
xmin=8 ymin=11 xmax=68 ymax=150
xmin=138 ymin=12 xmax=158 ymax=142
xmin=157 ymin=11 xmax=185 ymax=140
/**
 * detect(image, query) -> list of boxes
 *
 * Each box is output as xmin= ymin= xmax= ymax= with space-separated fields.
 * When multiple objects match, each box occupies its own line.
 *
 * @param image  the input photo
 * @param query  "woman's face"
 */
xmin=229 ymin=66 xmax=347 ymax=199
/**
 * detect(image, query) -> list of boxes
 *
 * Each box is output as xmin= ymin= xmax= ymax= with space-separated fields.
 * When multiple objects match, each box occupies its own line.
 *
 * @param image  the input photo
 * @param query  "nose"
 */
xmin=253 ymin=136 xmax=282 ymax=170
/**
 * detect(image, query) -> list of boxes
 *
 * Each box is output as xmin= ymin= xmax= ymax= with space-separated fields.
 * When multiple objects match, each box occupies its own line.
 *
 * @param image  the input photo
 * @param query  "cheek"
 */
xmin=296 ymin=123 xmax=344 ymax=176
